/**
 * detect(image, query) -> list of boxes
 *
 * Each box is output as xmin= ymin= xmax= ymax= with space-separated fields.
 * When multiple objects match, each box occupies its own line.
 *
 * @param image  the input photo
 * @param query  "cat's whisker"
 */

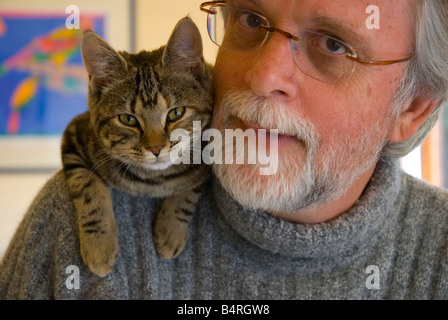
xmin=111 ymin=159 xmax=131 ymax=185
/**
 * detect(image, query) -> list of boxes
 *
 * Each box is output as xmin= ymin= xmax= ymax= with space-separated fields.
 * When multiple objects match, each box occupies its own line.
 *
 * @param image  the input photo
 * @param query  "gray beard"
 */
xmin=212 ymin=90 xmax=387 ymax=214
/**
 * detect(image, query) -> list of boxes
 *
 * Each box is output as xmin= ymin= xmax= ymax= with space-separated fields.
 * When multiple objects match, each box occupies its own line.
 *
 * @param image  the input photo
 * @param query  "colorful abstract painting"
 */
xmin=0 ymin=12 xmax=104 ymax=135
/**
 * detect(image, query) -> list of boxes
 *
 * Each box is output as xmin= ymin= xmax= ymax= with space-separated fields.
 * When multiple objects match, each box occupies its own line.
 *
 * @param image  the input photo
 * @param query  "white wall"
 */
xmin=135 ymin=0 xmax=218 ymax=64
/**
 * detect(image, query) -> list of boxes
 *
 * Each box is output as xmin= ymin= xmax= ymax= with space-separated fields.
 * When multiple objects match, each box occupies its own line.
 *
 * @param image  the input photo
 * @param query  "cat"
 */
xmin=61 ymin=17 xmax=213 ymax=277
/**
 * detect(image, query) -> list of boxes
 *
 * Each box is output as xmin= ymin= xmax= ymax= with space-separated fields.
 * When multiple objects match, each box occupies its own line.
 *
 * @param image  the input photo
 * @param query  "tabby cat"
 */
xmin=61 ymin=17 xmax=213 ymax=277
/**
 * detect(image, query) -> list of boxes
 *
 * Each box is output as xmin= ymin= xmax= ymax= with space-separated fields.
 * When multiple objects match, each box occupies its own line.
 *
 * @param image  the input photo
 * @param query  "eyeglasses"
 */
xmin=200 ymin=1 xmax=412 ymax=85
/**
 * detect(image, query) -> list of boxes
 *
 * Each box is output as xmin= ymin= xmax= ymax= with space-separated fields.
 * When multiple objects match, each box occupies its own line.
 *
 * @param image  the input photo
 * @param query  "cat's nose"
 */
xmin=148 ymin=145 xmax=164 ymax=157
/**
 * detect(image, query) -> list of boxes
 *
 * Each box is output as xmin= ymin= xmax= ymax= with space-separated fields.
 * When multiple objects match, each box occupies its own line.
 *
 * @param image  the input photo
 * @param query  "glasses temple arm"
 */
xmin=346 ymin=55 xmax=412 ymax=65
xmin=200 ymin=1 xmax=226 ymax=14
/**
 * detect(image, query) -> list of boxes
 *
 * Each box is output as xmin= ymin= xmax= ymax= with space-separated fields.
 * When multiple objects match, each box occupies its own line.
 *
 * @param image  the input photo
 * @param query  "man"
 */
xmin=1 ymin=0 xmax=447 ymax=299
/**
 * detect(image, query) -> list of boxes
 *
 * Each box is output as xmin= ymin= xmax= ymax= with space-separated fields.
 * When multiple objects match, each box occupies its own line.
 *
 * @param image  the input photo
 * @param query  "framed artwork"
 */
xmin=0 ymin=0 xmax=133 ymax=171
xmin=0 ymin=13 xmax=104 ymax=135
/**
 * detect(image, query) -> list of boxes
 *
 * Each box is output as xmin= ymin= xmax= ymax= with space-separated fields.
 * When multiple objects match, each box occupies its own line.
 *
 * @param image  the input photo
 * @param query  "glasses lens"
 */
xmin=205 ymin=5 xmax=357 ymax=84
xmin=207 ymin=4 xmax=268 ymax=52
xmin=292 ymin=31 xmax=356 ymax=84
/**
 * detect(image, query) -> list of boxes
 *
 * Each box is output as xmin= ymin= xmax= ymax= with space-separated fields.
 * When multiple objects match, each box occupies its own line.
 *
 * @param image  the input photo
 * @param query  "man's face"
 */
xmin=212 ymin=0 xmax=414 ymax=218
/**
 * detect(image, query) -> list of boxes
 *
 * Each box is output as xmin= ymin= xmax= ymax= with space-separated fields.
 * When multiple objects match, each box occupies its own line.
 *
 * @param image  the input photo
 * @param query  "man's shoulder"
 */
xmin=11 ymin=169 xmax=77 ymax=250
xmin=403 ymin=172 xmax=448 ymax=213
xmin=396 ymin=173 xmax=448 ymax=298
xmin=32 ymin=169 xmax=70 ymax=205
xmin=24 ymin=170 xmax=74 ymax=226
xmin=0 ymin=170 xmax=78 ymax=299
xmin=400 ymin=172 xmax=448 ymax=235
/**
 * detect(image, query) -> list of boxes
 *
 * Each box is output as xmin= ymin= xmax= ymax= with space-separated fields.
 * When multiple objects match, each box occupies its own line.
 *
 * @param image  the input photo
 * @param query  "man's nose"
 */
xmin=244 ymin=32 xmax=300 ymax=101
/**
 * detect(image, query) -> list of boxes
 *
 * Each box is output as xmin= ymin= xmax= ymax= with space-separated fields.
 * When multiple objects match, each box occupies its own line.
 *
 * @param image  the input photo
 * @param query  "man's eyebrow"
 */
xmin=229 ymin=0 xmax=259 ymax=7
xmin=309 ymin=16 xmax=367 ymax=48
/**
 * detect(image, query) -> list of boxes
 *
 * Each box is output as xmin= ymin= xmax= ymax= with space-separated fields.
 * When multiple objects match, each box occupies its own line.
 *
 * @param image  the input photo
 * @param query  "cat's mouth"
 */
xmin=140 ymin=156 xmax=173 ymax=171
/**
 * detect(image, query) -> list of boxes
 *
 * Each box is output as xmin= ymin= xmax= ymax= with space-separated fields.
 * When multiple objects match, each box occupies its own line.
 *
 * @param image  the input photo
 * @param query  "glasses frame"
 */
xmin=200 ymin=1 xmax=412 ymax=67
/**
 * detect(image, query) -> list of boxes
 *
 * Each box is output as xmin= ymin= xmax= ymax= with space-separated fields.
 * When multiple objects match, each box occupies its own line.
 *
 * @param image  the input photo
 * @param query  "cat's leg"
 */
xmin=66 ymin=168 xmax=118 ymax=277
xmin=153 ymin=188 xmax=201 ymax=259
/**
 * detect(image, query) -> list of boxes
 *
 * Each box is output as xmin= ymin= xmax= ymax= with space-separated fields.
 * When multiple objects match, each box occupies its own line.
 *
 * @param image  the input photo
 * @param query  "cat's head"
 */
xmin=81 ymin=17 xmax=213 ymax=171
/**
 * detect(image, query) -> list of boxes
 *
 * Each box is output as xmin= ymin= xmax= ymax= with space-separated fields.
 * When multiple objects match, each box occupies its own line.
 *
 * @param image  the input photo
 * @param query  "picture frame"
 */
xmin=0 ymin=0 xmax=134 ymax=172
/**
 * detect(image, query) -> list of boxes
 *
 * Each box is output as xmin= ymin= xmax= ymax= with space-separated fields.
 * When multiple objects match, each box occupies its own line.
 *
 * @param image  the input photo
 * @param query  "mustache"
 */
xmin=219 ymin=90 xmax=321 ymax=153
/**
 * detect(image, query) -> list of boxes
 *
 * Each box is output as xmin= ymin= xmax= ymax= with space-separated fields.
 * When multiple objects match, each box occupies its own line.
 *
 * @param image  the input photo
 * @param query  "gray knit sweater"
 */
xmin=1 ymin=157 xmax=447 ymax=299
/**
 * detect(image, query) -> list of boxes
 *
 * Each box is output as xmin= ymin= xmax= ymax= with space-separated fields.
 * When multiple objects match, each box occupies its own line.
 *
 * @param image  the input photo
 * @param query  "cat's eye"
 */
xmin=167 ymin=107 xmax=186 ymax=123
xmin=119 ymin=113 xmax=139 ymax=127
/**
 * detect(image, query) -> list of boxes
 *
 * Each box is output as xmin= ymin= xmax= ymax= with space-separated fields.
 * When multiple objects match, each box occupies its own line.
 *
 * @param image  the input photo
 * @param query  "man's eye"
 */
xmin=314 ymin=35 xmax=349 ymax=55
xmin=238 ymin=12 xmax=264 ymax=29
xmin=324 ymin=38 xmax=346 ymax=54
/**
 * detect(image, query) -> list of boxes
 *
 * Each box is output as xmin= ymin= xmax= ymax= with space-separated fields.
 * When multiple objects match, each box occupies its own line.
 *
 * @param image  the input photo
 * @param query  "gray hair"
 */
xmin=382 ymin=0 xmax=448 ymax=158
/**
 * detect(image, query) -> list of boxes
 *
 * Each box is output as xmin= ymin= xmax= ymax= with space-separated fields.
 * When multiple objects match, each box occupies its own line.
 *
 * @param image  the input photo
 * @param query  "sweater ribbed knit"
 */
xmin=1 ymin=157 xmax=447 ymax=299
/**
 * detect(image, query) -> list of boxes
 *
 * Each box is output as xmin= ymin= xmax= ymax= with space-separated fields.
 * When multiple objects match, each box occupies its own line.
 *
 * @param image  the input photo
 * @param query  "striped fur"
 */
xmin=61 ymin=18 xmax=213 ymax=277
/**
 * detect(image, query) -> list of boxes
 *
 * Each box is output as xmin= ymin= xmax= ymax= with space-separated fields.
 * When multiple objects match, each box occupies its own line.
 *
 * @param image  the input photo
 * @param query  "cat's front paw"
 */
xmin=153 ymin=215 xmax=189 ymax=259
xmin=80 ymin=231 xmax=119 ymax=277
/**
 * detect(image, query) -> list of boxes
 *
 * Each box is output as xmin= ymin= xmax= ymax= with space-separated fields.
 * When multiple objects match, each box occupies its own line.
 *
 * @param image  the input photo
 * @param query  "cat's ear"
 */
xmin=162 ymin=17 xmax=205 ymax=77
xmin=81 ymin=31 xmax=127 ymax=87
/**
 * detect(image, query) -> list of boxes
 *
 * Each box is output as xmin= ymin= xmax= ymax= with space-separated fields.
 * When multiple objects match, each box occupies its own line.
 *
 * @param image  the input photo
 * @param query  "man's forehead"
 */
xmin=300 ymin=1 xmax=411 ymax=36
xmin=234 ymin=0 xmax=413 ymax=10
xmin=305 ymin=0 xmax=414 ymax=56
xmin=307 ymin=0 xmax=414 ymax=23
xmin=232 ymin=0 xmax=414 ymax=55
xmin=231 ymin=0 xmax=414 ymax=25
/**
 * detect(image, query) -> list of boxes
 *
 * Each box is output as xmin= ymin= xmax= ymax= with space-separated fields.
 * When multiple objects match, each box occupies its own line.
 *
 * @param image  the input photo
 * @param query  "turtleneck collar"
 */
xmin=212 ymin=157 xmax=403 ymax=266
